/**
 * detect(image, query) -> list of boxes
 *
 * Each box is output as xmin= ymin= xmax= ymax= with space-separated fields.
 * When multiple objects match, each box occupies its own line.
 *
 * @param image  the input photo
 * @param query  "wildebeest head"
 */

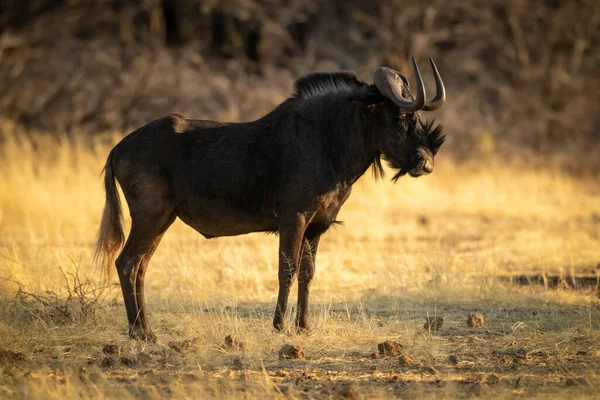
xmin=351 ymin=58 xmax=446 ymax=181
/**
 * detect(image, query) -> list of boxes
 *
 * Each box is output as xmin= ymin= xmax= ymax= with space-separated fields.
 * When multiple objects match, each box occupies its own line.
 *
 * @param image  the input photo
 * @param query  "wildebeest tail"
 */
xmin=93 ymin=150 xmax=125 ymax=280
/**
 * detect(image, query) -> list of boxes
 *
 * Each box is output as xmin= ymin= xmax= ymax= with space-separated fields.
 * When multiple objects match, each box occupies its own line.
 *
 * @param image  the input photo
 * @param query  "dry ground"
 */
xmin=0 ymin=130 xmax=599 ymax=399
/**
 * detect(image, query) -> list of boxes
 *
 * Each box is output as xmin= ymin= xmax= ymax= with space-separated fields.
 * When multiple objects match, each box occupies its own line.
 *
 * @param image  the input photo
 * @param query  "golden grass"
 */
xmin=0 ymin=127 xmax=599 ymax=399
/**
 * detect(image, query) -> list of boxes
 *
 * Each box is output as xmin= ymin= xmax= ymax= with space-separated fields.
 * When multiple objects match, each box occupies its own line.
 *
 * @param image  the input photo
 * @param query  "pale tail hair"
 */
xmin=93 ymin=151 xmax=125 ymax=281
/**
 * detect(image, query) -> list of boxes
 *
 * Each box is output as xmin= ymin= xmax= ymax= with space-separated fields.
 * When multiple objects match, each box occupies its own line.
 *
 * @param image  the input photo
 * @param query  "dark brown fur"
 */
xmin=94 ymin=74 xmax=444 ymax=341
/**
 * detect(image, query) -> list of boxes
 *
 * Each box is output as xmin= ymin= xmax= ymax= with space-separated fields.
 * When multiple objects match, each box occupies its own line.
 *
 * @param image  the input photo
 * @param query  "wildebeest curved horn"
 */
xmin=422 ymin=58 xmax=446 ymax=111
xmin=373 ymin=57 xmax=426 ymax=112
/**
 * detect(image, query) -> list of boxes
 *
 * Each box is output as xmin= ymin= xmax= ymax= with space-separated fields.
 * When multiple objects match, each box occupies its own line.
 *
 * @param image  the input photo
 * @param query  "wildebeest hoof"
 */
xmin=129 ymin=327 xmax=157 ymax=342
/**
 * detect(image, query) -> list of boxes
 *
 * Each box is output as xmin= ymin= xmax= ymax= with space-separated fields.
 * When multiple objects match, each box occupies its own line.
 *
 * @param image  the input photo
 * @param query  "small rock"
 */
xmin=469 ymin=383 xmax=482 ymax=396
xmin=120 ymin=355 xmax=137 ymax=367
xmin=224 ymin=335 xmax=245 ymax=351
xmin=0 ymin=349 xmax=25 ymax=366
xmin=423 ymin=366 xmax=439 ymax=375
xmin=180 ymin=373 xmax=200 ymax=384
xmin=168 ymin=341 xmax=190 ymax=354
xmin=137 ymin=353 xmax=152 ymax=364
xmin=467 ymin=312 xmax=485 ymax=327
xmin=514 ymin=348 xmax=529 ymax=359
xmin=102 ymin=344 xmax=121 ymax=355
xmin=295 ymin=372 xmax=309 ymax=385
xmin=77 ymin=366 xmax=88 ymax=377
xmin=398 ymin=355 xmax=413 ymax=366
xmin=424 ymin=316 xmax=444 ymax=331
xmin=340 ymin=385 xmax=357 ymax=399
xmin=486 ymin=374 xmax=500 ymax=384
xmin=447 ymin=355 xmax=458 ymax=365
xmin=512 ymin=357 xmax=525 ymax=366
xmin=279 ymin=344 xmax=305 ymax=360
xmin=232 ymin=356 xmax=245 ymax=368
xmin=565 ymin=378 xmax=576 ymax=386
xmin=417 ymin=215 xmax=430 ymax=227
xmin=101 ymin=356 xmax=116 ymax=368
xmin=278 ymin=385 xmax=289 ymax=394
xmin=377 ymin=340 xmax=403 ymax=356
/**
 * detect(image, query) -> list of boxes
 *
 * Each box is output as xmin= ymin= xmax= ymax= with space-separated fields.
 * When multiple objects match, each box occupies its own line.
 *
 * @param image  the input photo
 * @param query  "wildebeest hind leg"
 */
xmin=134 ymin=213 xmax=175 ymax=340
xmin=115 ymin=211 xmax=175 ymax=341
xmin=295 ymin=235 xmax=320 ymax=332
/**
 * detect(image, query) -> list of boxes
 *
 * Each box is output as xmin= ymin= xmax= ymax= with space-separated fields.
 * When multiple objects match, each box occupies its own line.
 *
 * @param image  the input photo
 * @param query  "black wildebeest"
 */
xmin=94 ymin=57 xmax=446 ymax=341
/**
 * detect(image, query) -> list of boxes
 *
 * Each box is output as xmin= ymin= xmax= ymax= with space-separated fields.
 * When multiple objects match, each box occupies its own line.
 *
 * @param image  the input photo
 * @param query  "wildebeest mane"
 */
xmin=294 ymin=72 xmax=368 ymax=100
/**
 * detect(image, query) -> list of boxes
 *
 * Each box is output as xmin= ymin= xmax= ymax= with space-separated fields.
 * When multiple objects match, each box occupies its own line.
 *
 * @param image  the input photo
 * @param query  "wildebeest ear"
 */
xmin=424 ymin=120 xmax=445 ymax=154
xmin=348 ymin=95 xmax=379 ymax=107
xmin=348 ymin=88 xmax=384 ymax=108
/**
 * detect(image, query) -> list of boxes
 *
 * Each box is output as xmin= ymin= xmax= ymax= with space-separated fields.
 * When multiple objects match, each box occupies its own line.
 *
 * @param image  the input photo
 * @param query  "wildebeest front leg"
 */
xmin=295 ymin=235 xmax=320 ymax=332
xmin=273 ymin=214 xmax=307 ymax=331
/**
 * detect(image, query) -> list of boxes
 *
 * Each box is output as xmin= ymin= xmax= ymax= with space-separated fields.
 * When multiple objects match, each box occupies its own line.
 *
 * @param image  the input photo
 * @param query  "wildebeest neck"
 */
xmin=290 ymin=95 xmax=378 ymax=188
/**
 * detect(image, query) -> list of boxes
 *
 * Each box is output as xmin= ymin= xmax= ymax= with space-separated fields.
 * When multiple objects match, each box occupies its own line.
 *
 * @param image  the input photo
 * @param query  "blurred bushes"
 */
xmin=0 ymin=0 xmax=599 ymax=170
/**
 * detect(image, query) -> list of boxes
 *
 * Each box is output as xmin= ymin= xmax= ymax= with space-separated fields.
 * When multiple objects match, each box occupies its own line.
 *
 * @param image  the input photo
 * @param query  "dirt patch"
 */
xmin=493 ymin=348 xmax=529 ymax=360
xmin=1 ymin=301 xmax=599 ymax=399
xmin=498 ymin=274 xmax=599 ymax=291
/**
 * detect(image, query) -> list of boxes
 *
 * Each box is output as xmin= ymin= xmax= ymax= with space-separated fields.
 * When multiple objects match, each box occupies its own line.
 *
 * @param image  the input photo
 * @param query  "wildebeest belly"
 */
xmin=175 ymin=196 xmax=278 ymax=238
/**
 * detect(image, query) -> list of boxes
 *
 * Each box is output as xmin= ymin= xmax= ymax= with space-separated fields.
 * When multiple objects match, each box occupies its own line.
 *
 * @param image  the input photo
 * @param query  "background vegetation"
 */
xmin=1 ymin=0 xmax=599 ymax=169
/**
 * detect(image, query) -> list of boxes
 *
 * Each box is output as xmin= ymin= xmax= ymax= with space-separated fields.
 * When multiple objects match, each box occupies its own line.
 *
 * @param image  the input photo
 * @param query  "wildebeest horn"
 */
xmin=422 ymin=58 xmax=446 ymax=111
xmin=373 ymin=57 xmax=425 ymax=112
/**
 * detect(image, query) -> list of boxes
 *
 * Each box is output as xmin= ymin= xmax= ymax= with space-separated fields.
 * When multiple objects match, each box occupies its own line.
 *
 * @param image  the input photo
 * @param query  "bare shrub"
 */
xmin=12 ymin=259 xmax=115 ymax=325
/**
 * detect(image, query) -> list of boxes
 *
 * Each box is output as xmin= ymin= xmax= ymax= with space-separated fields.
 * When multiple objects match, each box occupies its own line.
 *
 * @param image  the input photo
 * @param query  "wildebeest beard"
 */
xmin=390 ymin=162 xmax=408 ymax=183
xmin=378 ymin=118 xmax=444 ymax=183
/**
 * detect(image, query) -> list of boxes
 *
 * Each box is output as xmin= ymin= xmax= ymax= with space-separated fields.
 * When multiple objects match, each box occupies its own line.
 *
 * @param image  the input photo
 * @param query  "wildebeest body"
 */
xmin=112 ymin=99 xmax=363 ymax=239
xmin=95 ymin=62 xmax=447 ymax=341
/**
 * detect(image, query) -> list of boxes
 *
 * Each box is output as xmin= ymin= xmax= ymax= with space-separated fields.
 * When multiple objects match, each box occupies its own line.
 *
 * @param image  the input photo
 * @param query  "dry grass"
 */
xmin=0 ymin=127 xmax=599 ymax=399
